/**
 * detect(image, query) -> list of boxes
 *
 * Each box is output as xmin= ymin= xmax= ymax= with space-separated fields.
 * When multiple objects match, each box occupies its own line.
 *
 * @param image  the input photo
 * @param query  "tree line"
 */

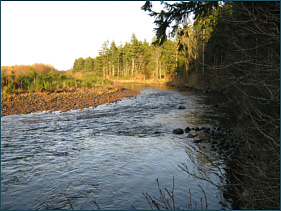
xmin=72 ymin=33 xmax=187 ymax=80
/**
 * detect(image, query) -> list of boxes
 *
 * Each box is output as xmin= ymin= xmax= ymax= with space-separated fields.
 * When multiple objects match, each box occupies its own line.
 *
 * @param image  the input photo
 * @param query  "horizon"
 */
xmin=1 ymin=1 xmax=162 ymax=71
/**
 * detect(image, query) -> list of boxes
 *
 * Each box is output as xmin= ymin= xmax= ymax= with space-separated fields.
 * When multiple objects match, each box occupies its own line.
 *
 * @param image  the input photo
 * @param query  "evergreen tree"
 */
xmin=141 ymin=1 xmax=219 ymax=45
xmin=99 ymin=40 xmax=110 ymax=77
xmin=161 ymin=39 xmax=178 ymax=77
xmin=140 ymin=39 xmax=153 ymax=79
xmin=84 ymin=57 xmax=94 ymax=72
xmin=73 ymin=57 xmax=84 ymax=72
xmin=109 ymin=40 xmax=118 ymax=76
xmin=93 ymin=56 xmax=103 ymax=77
xmin=129 ymin=33 xmax=140 ymax=77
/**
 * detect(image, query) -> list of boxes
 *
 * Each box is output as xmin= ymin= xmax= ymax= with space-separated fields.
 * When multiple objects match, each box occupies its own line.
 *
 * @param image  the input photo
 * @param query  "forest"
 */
xmin=72 ymin=34 xmax=180 ymax=81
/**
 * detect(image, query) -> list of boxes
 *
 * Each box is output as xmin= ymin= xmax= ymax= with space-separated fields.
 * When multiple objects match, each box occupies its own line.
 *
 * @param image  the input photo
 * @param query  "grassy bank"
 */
xmin=1 ymin=65 xmax=140 ymax=117
xmin=1 ymin=64 xmax=113 ymax=95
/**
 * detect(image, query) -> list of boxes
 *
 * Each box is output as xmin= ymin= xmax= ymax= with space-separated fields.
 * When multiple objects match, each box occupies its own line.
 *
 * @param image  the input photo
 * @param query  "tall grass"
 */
xmin=1 ymin=67 xmax=113 ymax=94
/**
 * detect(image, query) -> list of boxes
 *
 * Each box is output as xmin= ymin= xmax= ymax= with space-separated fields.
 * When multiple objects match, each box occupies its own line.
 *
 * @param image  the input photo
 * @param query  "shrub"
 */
xmin=5 ymin=82 xmax=16 ymax=93
xmin=81 ymin=81 xmax=89 ymax=88
xmin=28 ymin=83 xmax=35 ymax=93
xmin=44 ymin=81 xmax=52 ymax=91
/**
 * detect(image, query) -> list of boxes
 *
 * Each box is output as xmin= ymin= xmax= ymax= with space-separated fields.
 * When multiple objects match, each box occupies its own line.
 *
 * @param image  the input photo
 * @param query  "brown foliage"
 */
xmin=1 ymin=63 xmax=56 ymax=76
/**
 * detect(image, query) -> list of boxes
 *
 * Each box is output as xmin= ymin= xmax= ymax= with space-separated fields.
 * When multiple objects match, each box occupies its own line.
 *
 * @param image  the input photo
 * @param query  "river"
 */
xmin=1 ymin=84 xmax=233 ymax=210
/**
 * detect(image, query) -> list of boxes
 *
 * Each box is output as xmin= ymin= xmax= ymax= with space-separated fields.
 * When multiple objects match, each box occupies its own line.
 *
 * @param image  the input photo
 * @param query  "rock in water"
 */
xmin=172 ymin=128 xmax=184 ymax=134
xmin=187 ymin=133 xmax=197 ymax=138
xmin=178 ymin=105 xmax=186 ymax=109
xmin=184 ymin=127 xmax=191 ymax=133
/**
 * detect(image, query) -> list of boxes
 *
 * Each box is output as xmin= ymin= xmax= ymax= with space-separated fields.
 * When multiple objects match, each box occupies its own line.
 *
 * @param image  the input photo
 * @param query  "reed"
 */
xmin=142 ymin=177 xmax=209 ymax=210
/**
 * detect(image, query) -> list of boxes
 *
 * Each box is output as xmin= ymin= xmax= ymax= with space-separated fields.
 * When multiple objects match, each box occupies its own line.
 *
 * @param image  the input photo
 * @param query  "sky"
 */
xmin=1 ymin=1 xmax=163 ymax=71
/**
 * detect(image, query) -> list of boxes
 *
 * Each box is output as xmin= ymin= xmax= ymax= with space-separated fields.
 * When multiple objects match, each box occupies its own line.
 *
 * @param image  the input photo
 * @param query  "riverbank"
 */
xmin=1 ymin=87 xmax=140 ymax=117
xmin=171 ymin=72 xmax=280 ymax=209
xmin=113 ymin=78 xmax=170 ymax=85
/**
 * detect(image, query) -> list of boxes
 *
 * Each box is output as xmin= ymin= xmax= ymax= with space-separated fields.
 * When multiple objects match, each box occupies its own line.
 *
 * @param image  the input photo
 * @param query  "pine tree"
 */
xmin=84 ymin=57 xmax=94 ymax=72
xmin=109 ymin=40 xmax=118 ymax=77
xmin=129 ymin=33 xmax=140 ymax=77
xmin=141 ymin=1 xmax=219 ymax=45
xmin=73 ymin=57 xmax=84 ymax=72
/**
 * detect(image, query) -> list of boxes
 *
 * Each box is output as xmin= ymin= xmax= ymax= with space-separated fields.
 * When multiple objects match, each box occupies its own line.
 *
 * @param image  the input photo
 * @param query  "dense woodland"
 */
xmin=72 ymin=34 xmax=181 ymax=80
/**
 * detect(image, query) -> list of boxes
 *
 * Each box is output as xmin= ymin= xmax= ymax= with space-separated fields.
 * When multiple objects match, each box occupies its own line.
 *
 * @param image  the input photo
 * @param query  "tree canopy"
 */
xmin=72 ymin=34 xmax=181 ymax=80
xmin=141 ymin=1 xmax=219 ymax=45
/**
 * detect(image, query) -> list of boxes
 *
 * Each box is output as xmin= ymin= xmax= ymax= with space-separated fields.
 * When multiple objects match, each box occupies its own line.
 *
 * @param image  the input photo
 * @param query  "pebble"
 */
xmin=187 ymin=123 xmax=240 ymax=160
xmin=187 ymin=133 xmax=197 ymax=138
xmin=172 ymin=128 xmax=184 ymax=134
xmin=1 ymin=88 xmax=140 ymax=117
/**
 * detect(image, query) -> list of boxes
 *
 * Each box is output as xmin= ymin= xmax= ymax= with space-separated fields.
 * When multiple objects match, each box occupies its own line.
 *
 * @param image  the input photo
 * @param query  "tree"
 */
xmin=129 ymin=33 xmax=140 ymax=77
xmin=141 ymin=1 xmax=219 ymax=45
xmin=161 ymin=39 xmax=178 ymax=77
xmin=122 ymin=42 xmax=131 ymax=77
xmin=73 ymin=57 xmax=84 ymax=72
xmin=28 ymin=68 xmax=37 ymax=80
xmin=99 ymin=40 xmax=110 ymax=77
xmin=213 ymin=2 xmax=280 ymax=209
xmin=140 ymin=39 xmax=152 ymax=79
xmin=177 ymin=23 xmax=199 ymax=73
xmin=109 ymin=40 xmax=118 ymax=76
xmin=93 ymin=56 xmax=103 ymax=77
xmin=84 ymin=57 xmax=94 ymax=72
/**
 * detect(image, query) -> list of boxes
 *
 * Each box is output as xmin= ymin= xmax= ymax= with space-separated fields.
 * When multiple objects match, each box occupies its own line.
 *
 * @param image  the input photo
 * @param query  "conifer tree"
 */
xmin=141 ymin=1 xmax=219 ymax=45
xmin=129 ymin=33 xmax=140 ymax=77
xmin=109 ymin=40 xmax=118 ymax=76
xmin=73 ymin=57 xmax=84 ymax=72
xmin=84 ymin=57 xmax=94 ymax=72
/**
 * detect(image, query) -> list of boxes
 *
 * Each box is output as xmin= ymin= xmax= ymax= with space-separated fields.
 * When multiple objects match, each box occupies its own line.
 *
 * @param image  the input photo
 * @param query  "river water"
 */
xmin=1 ymin=84 xmax=233 ymax=210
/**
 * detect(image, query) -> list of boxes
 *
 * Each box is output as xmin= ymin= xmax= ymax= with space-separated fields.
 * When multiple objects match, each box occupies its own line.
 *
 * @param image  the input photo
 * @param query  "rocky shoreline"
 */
xmin=173 ymin=125 xmax=241 ymax=159
xmin=1 ymin=87 xmax=140 ymax=117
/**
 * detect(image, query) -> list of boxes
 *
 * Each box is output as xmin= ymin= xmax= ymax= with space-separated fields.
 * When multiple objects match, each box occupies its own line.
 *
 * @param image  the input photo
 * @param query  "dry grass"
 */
xmin=1 ymin=63 xmax=56 ymax=76
xmin=143 ymin=177 xmax=210 ymax=210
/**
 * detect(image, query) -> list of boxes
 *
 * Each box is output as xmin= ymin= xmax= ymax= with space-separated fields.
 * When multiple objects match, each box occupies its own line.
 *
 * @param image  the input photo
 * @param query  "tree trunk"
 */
xmin=132 ymin=58 xmax=135 ymax=77
xmin=202 ymin=41 xmax=205 ymax=77
xmin=159 ymin=60 xmax=162 ymax=79
xmin=156 ymin=58 xmax=159 ymax=79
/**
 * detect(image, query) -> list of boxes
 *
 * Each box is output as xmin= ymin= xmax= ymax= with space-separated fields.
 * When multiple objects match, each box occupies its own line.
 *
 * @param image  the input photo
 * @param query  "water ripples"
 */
xmin=1 ymin=86 xmax=231 ymax=210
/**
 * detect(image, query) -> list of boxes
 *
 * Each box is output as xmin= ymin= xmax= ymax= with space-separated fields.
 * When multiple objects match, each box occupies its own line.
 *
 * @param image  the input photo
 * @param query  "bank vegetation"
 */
xmin=142 ymin=1 xmax=279 ymax=209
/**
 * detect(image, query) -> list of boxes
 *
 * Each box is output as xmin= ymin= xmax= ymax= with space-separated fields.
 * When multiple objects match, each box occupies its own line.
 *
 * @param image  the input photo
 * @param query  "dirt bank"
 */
xmin=1 ymin=87 xmax=140 ymax=117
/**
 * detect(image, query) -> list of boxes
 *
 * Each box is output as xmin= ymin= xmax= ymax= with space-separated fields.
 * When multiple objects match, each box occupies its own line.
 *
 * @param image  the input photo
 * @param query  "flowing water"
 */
xmin=1 ymin=84 xmax=233 ymax=210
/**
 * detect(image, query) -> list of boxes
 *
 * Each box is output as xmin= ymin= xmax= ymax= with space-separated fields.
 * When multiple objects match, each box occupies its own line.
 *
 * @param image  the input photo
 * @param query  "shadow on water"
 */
xmin=1 ymin=83 xmax=235 ymax=210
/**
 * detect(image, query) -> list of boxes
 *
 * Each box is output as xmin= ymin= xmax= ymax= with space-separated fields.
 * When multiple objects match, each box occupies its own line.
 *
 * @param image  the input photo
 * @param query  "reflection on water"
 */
xmin=1 ymin=84 xmax=232 ymax=210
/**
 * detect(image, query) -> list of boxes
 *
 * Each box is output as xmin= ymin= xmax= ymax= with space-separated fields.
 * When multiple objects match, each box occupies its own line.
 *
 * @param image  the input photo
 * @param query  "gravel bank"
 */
xmin=1 ymin=88 xmax=140 ymax=117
